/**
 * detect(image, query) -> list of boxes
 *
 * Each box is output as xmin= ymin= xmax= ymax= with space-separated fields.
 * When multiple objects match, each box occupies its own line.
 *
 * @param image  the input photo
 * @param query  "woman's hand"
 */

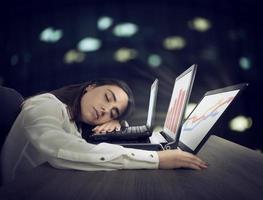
xmin=92 ymin=120 xmax=121 ymax=134
xmin=157 ymin=149 xmax=208 ymax=170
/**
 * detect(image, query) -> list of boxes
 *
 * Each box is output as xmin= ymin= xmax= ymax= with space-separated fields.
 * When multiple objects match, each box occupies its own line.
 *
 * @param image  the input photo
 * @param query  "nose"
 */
xmin=100 ymin=105 xmax=111 ymax=115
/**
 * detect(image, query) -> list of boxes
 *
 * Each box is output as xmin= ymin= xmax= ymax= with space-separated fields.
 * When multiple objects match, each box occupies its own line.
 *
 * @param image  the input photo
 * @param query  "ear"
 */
xmin=85 ymin=84 xmax=96 ymax=92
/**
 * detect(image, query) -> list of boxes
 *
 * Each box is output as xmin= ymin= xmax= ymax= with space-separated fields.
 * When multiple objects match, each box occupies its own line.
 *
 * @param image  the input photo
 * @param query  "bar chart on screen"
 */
xmin=164 ymin=89 xmax=186 ymax=133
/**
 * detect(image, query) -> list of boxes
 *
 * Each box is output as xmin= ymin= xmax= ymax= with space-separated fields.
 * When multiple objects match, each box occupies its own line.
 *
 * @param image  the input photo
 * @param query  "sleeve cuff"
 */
xmin=123 ymin=148 xmax=159 ymax=169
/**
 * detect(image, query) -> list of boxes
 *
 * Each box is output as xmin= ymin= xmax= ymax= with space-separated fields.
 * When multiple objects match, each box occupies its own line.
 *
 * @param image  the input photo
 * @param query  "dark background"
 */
xmin=0 ymin=0 xmax=262 ymax=151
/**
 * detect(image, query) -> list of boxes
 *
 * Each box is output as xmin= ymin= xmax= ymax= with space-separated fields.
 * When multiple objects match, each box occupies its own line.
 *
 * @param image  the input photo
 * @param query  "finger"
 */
xmin=92 ymin=126 xmax=100 ymax=133
xmin=187 ymin=157 xmax=208 ymax=169
xmin=94 ymin=130 xmax=105 ymax=134
xmin=115 ymin=124 xmax=121 ymax=130
xmin=185 ymin=156 xmax=207 ymax=168
xmin=92 ymin=126 xmax=99 ymax=131
xmin=97 ymin=124 xmax=111 ymax=132
xmin=190 ymin=155 xmax=207 ymax=165
xmin=105 ymin=125 xmax=117 ymax=132
xmin=182 ymin=152 xmax=207 ymax=165
xmin=106 ymin=124 xmax=121 ymax=132
xmin=199 ymin=163 xmax=208 ymax=169
xmin=92 ymin=125 xmax=106 ymax=132
xmin=106 ymin=127 xmax=115 ymax=133
xmin=94 ymin=128 xmax=107 ymax=134
xmin=188 ymin=163 xmax=202 ymax=170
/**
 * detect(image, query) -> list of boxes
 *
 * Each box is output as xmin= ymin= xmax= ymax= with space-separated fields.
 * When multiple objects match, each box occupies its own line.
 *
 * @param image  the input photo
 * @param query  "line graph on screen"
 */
xmin=182 ymin=96 xmax=234 ymax=131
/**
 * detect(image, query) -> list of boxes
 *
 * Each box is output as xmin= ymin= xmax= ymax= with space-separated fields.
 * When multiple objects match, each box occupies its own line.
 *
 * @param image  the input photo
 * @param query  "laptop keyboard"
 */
xmin=121 ymin=126 xmax=148 ymax=134
xmin=88 ymin=125 xmax=151 ymax=142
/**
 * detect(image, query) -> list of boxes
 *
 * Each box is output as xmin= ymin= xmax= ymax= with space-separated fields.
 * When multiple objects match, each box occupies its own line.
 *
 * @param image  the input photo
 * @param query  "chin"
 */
xmin=82 ymin=116 xmax=96 ymax=125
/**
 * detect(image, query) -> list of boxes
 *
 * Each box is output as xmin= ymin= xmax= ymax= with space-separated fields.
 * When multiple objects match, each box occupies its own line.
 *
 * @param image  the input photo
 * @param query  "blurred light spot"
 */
xmin=200 ymin=46 xmax=218 ymax=61
xmin=185 ymin=103 xmax=197 ymax=119
xmin=64 ymin=49 xmax=86 ymax=64
xmin=114 ymin=48 xmax=137 ymax=62
xmin=113 ymin=23 xmax=138 ymax=37
xmin=148 ymin=54 xmax=162 ymax=68
xmin=23 ymin=53 xmax=31 ymax=63
xmin=163 ymin=36 xmax=186 ymax=50
xmin=239 ymin=57 xmax=251 ymax=70
xmin=10 ymin=55 xmax=19 ymax=66
xmin=229 ymin=115 xmax=252 ymax=132
xmin=78 ymin=37 xmax=102 ymax=52
xmin=98 ymin=16 xmax=113 ymax=30
xmin=40 ymin=27 xmax=63 ymax=43
xmin=188 ymin=17 xmax=211 ymax=32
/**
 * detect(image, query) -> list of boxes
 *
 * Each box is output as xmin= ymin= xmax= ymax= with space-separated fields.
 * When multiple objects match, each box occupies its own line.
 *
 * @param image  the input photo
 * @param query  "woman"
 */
xmin=1 ymin=79 xmax=207 ymax=184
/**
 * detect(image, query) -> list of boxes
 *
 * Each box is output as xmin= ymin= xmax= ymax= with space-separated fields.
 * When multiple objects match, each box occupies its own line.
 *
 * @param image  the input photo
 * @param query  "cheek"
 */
xmin=80 ymin=99 xmax=86 ymax=115
xmin=80 ymin=96 xmax=90 ymax=121
xmin=120 ymin=102 xmax=129 ymax=116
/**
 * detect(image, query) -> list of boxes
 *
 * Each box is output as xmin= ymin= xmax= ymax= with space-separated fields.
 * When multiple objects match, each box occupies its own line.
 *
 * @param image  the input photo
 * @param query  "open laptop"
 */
xmin=87 ymin=79 xmax=159 ymax=143
xmin=178 ymin=83 xmax=248 ymax=154
xmin=119 ymin=64 xmax=197 ymax=150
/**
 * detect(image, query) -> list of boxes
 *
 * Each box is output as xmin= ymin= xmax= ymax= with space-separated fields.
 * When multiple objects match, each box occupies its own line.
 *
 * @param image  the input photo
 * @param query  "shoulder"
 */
xmin=24 ymin=93 xmax=64 ymax=107
xmin=22 ymin=93 xmax=67 ymax=121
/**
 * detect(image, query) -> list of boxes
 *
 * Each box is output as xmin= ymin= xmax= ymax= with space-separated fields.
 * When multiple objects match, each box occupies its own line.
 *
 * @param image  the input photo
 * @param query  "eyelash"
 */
xmin=105 ymin=94 xmax=116 ymax=118
xmin=105 ymin=94 xmax=110 ymax=102
xmin=105 ymin=93 xmax=118 ymax=119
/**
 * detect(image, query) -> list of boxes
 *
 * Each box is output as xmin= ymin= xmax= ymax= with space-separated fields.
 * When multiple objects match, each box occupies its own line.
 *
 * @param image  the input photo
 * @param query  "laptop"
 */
xmin=87 ymin=79 xmax=159 ymax=143
xmin=119 ymin=64 xmax=197 ymax=150
xmin=178 ymin=83 xmax=248 ymax=154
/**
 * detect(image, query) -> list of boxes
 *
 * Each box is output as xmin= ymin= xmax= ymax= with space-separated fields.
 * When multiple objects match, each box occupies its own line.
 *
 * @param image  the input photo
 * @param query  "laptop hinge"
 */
xmin=159 ymin=132 xmax=179 ymax=149
xmin=164 ymin=141 xmax=178 ymax=150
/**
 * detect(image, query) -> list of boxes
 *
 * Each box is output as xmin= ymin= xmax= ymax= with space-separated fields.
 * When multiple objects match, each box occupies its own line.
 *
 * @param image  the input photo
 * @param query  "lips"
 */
xmin=93 ymin=107 xmax=99 ymax=120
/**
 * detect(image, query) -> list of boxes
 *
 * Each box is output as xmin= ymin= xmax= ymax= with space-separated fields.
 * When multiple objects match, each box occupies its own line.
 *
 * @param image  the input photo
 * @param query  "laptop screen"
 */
xmin=146 ymin=79 xmax=158 ymax=128
xmin=179 ymin=83 xmax=247 ymax=153
xmin=163 ymin=65 xmax=197 ymax=140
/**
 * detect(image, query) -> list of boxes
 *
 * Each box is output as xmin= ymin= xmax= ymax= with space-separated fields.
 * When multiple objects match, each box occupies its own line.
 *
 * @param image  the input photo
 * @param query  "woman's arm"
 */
xmin=22 ymin=95 xmax=207 ymax=171
xmin=22 ymin=96 xmax=159 ymax=171
xmin=157 ymin=149 xmax=208 ymax=170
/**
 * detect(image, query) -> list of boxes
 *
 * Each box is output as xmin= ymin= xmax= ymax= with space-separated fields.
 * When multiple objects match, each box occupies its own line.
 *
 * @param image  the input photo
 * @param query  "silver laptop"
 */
xmin=178 ymin=83 xmax=248 ymax=154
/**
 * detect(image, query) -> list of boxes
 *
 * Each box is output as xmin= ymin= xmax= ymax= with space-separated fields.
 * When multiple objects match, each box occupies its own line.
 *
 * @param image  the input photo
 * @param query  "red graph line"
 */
xmin=187 ymin=96 xmax=234 ymax=124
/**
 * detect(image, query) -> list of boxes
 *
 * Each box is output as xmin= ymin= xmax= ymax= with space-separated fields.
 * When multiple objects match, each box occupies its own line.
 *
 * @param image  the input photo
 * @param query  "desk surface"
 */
xmin=1 ymin=135 xmax=263 ymax=200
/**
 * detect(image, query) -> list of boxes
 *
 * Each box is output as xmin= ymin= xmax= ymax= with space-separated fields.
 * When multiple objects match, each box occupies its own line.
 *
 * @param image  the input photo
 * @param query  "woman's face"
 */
xmin=80 ymin=84 xmax=129 ymax=125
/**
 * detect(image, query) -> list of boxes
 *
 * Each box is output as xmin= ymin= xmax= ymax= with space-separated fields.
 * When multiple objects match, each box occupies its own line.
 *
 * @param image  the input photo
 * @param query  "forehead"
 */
xmin=98 ymin=84 xmax=129 ymax=107
xmin=97 ymin=84 xmax=124 ymax=94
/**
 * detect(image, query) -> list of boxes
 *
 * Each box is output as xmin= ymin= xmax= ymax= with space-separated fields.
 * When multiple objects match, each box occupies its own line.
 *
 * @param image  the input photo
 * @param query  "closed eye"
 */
xmin=105 ymin=93 xmax=110 ymax=102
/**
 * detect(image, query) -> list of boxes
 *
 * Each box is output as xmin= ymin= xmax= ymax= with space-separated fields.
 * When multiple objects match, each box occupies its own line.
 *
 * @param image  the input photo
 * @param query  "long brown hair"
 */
xmin=50 ymin=79 xmax=135 ymax=130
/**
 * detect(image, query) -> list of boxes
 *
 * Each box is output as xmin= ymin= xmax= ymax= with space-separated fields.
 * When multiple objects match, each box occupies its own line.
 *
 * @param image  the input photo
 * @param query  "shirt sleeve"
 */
xmin=22 ymin=96 xmax=159 ymax=171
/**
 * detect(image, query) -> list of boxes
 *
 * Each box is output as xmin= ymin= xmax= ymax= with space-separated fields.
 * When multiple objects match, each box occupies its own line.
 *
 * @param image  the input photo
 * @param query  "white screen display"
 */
xmin=163 ymin=70 xmax=193 ymax=139
xmin=179 ymin=89 xmax=240 ymax=150
xmin=146 ymin=79 xmax=158 ymax=127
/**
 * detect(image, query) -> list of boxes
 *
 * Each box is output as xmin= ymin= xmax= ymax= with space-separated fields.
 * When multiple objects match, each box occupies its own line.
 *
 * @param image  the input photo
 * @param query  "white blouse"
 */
xmin=1 ymin=93 xmax=159 ymax=183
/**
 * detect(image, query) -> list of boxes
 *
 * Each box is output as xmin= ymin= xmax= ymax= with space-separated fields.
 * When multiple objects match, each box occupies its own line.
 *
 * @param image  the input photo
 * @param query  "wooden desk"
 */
xmin=1 ymin=135 xmax=263 ymax=200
